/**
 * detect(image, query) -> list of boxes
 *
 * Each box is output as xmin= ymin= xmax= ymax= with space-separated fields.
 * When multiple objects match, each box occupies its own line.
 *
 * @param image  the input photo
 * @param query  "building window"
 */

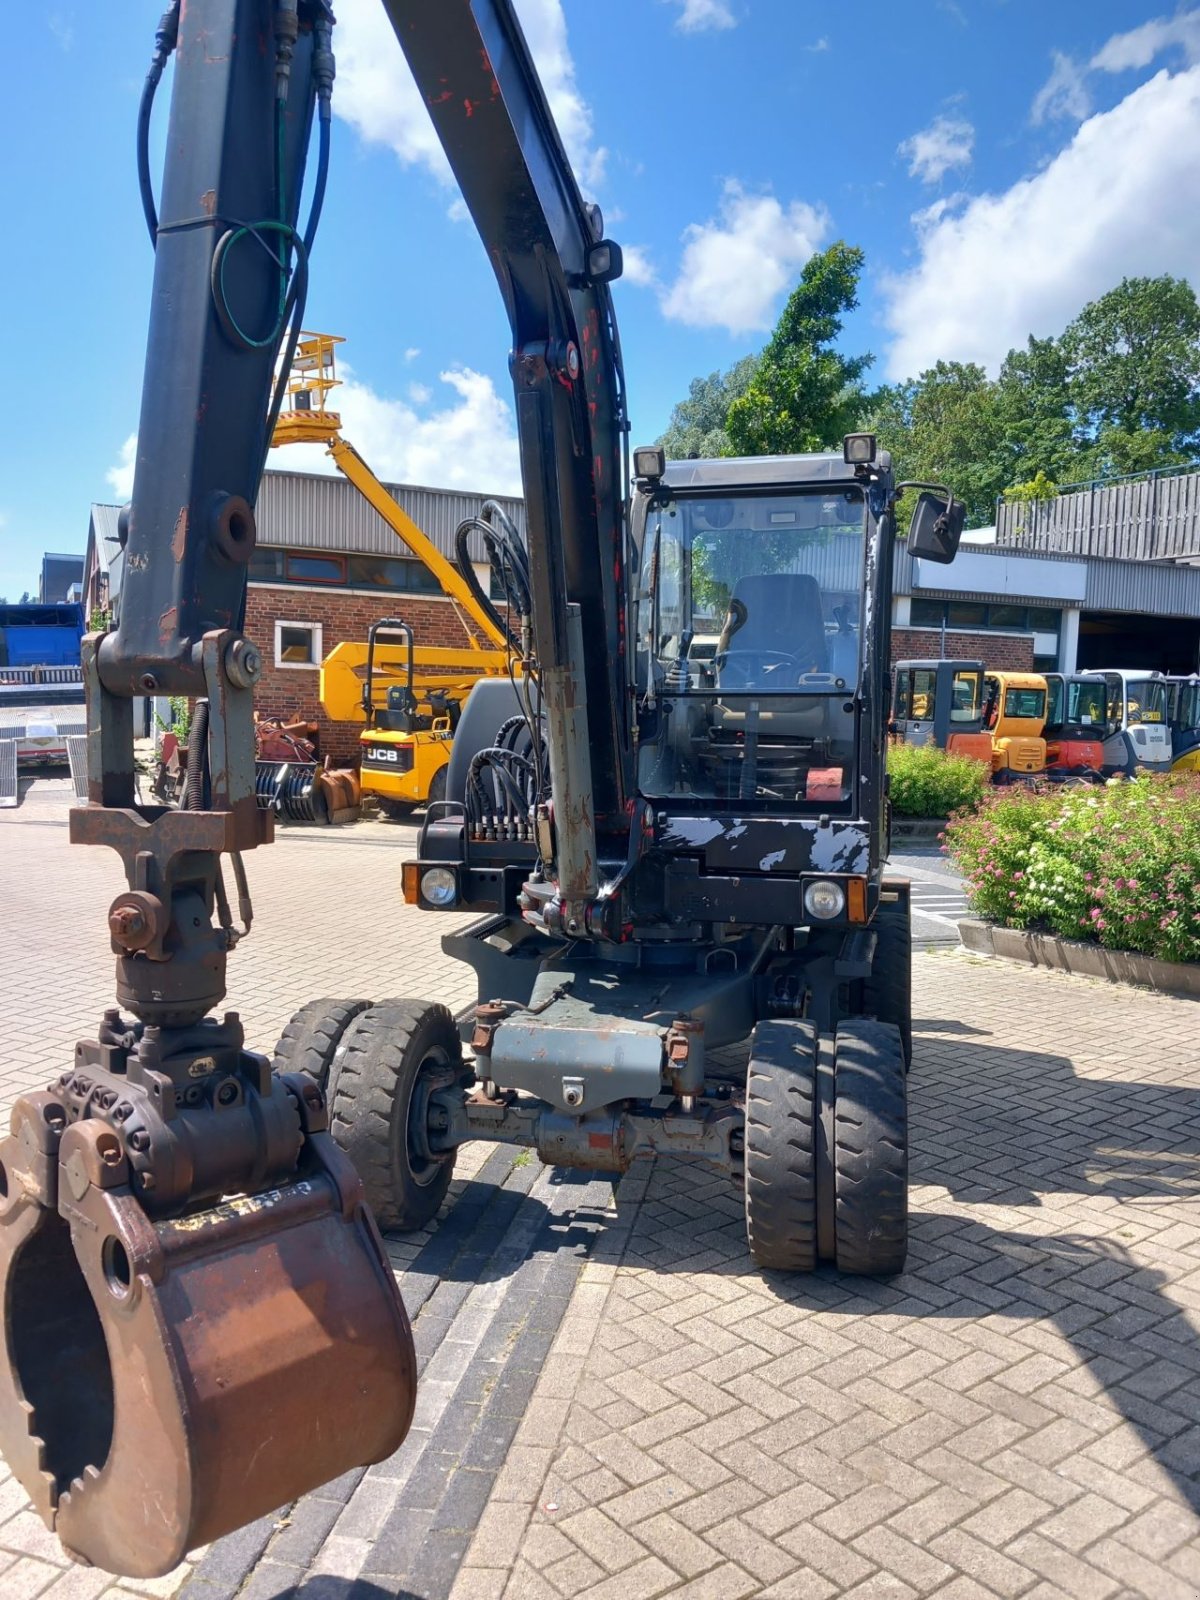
xmin=910 ymin=598 xmax=944 ymax=628
xmin=274 ymin=620 xmax=323 ymax=669
xmin=346 ymin=554 xmax=442 ymax=594
xmin=285 ymin=552 xmax=346 ymax=585
xmin=908 ymin=599 xmax=1062 ymax=643
xmin=947 ymin=601 xmax=987 ymax=628
xmin=249 ymin=547 xmax=445 ymax=595
xmin=987 ymin=604 xmax=1025 ymax=629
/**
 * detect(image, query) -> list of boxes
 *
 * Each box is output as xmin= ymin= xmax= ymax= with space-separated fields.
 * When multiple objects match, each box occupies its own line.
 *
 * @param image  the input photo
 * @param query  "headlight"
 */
xmin=420 ymin=867 xmax=458 ymax=908
xmin=804 ymin=879 xmax=845 ymax=920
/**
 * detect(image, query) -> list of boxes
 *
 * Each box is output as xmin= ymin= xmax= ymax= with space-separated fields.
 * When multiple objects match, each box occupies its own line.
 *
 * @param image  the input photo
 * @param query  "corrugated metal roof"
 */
xmin=255 ymin=470 xmax=526 ymax=564
xmin=88 ymin=505 xmax=124 ymax=572
xmin=892 ymin=538 xmax=1200 ymax=617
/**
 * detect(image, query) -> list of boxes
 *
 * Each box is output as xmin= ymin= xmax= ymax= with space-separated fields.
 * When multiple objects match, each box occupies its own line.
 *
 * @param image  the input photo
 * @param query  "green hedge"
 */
xmin=944 ymin=773 xmax=1200 ymax=965
xmin=887 ymin=742 xmax=990 ymax=819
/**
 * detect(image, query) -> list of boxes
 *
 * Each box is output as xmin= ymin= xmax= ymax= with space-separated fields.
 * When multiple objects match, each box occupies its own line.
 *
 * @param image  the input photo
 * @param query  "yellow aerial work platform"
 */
xmin=273 ymin=334 xmax=515 ymax=811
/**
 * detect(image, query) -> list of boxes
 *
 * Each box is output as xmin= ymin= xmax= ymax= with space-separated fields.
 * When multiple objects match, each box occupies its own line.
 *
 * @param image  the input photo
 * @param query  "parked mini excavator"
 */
xmin=0 ymin=0 xmax=963 ymax=1580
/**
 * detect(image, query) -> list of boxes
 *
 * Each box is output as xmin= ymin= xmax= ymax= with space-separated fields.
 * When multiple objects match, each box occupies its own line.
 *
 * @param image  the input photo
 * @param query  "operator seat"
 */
xmin=716 ymin=573 xmax=828 ymax=681
xmin=707 ymin=574 xmax=831 ymax=792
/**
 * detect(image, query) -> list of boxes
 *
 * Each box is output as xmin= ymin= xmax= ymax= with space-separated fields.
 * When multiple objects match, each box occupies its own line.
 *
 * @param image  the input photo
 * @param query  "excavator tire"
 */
xmin=426 ymin=766 xmax=448 ymax=806
xmin=744 ymin=1020 xmax=818 ymax=1272
xmin=330 ymin=1000 xmax=461 ymax=1232
xmin=861 ymin=892 xmax=912 ymax=1070
xmin=273 ymin=997 xmax=372 ymax=1092
xmin=832 ymin=1020 xmax=907 ymax=1277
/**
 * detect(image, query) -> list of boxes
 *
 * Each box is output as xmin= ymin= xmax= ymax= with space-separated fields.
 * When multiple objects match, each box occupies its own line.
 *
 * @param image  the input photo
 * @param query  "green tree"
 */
xmin=862 ymin=361 xmax=1005 ymax=526
xmin=993 ymin=335 xmax=1079 ymax=487
xmin=725 ymin=242 xmax=872 ymax=456
xmin=656 ymin=354 xmax=759 ymax=459
xmin=1062 ymin=274 xmax=1200 ymax=476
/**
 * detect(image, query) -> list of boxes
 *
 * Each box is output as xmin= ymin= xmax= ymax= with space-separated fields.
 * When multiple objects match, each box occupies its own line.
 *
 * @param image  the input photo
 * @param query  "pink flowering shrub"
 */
xmin=944 ymin=773 xmax=1200 ymax=965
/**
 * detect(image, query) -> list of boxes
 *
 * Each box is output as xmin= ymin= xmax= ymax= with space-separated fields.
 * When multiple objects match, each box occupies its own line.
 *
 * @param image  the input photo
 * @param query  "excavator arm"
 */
xmin=0 ymin=0 xmax=638 ymax=1580
xmin=0 ymin=3 xmax=416 ymax=1578
xmin=382 ymin=0 xmax=635 ymax=932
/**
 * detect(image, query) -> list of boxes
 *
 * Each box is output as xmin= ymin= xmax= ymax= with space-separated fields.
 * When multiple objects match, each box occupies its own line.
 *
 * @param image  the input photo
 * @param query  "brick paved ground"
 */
xmin=1 ymin=776 xmax=1199 ymax=1599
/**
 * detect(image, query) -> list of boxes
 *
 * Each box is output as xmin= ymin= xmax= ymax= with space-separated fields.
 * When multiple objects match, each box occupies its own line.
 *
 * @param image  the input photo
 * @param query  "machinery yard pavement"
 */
xmin=1 ymin=777 xmax=1198 ymax=1600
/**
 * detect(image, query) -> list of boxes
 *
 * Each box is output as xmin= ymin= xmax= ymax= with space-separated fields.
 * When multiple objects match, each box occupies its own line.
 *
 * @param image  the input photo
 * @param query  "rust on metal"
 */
xmin=0 ymin=1059 xmax=417 ymax=1577
xmin=171 ymin=508 xmax=188 ymax=565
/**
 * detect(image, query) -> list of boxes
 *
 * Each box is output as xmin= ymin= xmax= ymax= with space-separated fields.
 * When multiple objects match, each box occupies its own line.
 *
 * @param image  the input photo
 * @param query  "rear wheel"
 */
xmin=860 ymin=890 xmax=912 ymax=1070
xmin=832 ymin=1021 xmax=907 ymax=1276
xmin=426 ymin=765 xmax=448 ymax=806
xmin=377 ymin=797 xmax=414 ymax=820
xmin=273 ymin=997 xmax=371 ymax=1093
xmin=330 ymin=1001 xmax=461 ymax=1231
xmin=744 ymin=1020 xmax=817 ymax=1271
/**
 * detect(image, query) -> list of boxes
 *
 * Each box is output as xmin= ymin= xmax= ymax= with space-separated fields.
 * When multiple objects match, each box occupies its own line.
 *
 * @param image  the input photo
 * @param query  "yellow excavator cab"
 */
xmin=982 ymin=671 xmax=1048 ymax=778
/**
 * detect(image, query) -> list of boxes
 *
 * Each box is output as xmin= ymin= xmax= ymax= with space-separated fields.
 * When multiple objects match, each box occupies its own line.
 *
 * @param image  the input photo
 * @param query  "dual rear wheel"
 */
xmin=744 ymin=1017 xmax=907 ymax=1276
xmin=275 ymin=997 xmax=461 ymax=1232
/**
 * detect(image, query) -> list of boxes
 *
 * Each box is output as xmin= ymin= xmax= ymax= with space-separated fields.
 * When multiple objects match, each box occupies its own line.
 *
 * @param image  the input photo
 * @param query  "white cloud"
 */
xmin=909 ymin=193 xmax=968 ymax=234
xmin=1090 ymin=10 xmax=1200 ymax=72
xmin=48 ymin=14 xmax=73 ymax=50
xmin=1031 ymin=49 xmax=1093 ymax=124
xmin=659 ymin=182 xmax=829 ymax=336
xmin=333 ymin=0 xmax=606 ymax=192
xmin=1032 ymin=8 xmax=1200 ymax=122
xmin=267 ymin=366 xmax=520 ymax=495
xmin=807 ymin=37 xmax=830 ymax=53
xmin=882 ymin=62 xmax=1200 ymax=379
xmin=667 ymin=0 xmax=736 ymax=34
xmin=404 ymin=347 xmax=421 ymax=363
xmin=619 ymin=245 xmax=658 ymax=288
xmin=898 ymin=115 xmax=974 ymax=183
xmin=107 ymin=434 xmax=137 ymax=501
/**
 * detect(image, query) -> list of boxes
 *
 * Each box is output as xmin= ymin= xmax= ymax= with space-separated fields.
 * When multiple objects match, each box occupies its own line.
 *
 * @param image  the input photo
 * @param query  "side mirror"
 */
xmin=906 ymin=490 xmax=966 ymax=564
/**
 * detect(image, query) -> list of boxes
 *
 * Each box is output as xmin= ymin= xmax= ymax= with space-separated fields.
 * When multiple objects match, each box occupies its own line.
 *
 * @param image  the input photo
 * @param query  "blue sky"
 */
xmin=4 ymin=0 xmax=1200 ymax=599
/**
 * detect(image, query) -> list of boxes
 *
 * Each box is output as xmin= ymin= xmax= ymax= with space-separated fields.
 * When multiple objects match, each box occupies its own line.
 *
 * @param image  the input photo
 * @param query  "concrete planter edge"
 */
xmin=955 ymin=918 xmax=1200 ymax=999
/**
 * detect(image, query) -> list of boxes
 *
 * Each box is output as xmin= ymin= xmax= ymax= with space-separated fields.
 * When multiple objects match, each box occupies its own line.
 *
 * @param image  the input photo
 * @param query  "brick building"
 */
xmin=87 ymin=465 xmax=1200 ymax=762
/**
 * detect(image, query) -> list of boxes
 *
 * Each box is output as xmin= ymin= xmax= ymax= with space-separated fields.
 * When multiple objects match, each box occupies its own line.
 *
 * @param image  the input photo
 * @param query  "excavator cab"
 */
xmin=890 ymin=658 xmax=992 ymax=764
xmin=982 ymin=671 xmax=1048 ymax=780
xmin=1168 ymin=675 xmax=1200 ymax=771
xmin=1042 ymin=672 xmax=1107 ymax=780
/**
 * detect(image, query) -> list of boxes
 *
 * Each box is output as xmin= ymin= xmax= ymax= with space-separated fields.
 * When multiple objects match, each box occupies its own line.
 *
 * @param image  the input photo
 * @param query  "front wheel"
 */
xmin=744 ymin=1020 xmax=818 ymax=1272
xmin=832 ymin=1020 xmax=907 ymax=1276
xmin=330 ymin=1000 xmax=462 ymax=1231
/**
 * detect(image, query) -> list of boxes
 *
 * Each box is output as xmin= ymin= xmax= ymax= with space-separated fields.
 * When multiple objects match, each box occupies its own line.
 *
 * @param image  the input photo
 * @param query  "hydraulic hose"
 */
xmin=136 ymin=2 xmax=182 ymax=245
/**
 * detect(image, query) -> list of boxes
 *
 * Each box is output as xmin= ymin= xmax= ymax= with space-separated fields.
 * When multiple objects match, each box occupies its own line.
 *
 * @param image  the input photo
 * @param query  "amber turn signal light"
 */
xmin=847 ymin=877 xmax=868 ymax=924
xmin=402 ymin=862 xmax=420 ymax=905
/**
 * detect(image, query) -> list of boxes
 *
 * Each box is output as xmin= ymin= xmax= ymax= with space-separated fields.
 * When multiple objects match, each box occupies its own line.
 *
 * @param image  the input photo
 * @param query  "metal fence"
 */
xmin=995 ymin=465 xmax=1200 ymax=561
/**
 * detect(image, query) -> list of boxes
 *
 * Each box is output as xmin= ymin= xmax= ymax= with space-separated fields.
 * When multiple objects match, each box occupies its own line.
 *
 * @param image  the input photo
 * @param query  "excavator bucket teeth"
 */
xmin=0 ymin=1103 xmax=416 ymax=1578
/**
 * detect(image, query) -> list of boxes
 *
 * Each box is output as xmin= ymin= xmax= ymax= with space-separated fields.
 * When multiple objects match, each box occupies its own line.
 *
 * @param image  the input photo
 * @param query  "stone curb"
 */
xmin=958 ymin=917 xmax=1200 ymax=998
xmin=889 ymin=817 xmax=948 ymax=843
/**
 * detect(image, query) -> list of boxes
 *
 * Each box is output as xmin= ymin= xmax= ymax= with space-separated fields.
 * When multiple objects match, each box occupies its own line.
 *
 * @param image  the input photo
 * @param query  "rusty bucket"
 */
xmin=0 ymin=1080 xmax=416 ymax=1577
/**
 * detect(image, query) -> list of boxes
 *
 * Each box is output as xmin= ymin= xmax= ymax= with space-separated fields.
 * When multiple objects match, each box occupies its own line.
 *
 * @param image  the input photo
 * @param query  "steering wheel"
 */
xmin=715 ymin=649 xmax=803 ymax=688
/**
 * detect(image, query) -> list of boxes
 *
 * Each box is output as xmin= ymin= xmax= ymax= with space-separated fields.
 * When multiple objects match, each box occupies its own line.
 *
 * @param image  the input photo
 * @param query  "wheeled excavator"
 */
xmin=0 ymin=0 xmax=964 ymax=1580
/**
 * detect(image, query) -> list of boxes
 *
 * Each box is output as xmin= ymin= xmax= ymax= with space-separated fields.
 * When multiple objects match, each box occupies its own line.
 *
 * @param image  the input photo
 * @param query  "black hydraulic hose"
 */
xmin=137 ymin=2 xmax=181 ymax=245
xmin=303 ymin=108 xmax=332 ymax=256
xmin=455 ymin=519 xmax=516 ymax=645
